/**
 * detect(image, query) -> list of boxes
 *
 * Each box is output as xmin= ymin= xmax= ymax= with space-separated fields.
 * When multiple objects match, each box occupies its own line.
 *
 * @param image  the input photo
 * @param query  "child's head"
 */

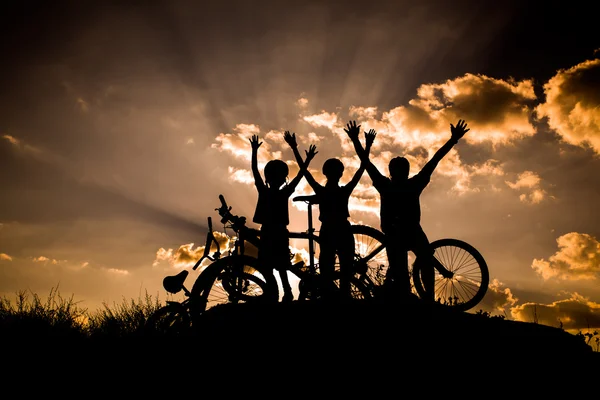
xmin=389 ymin=156 xmax=410 ymax=180
xmin=322 ymin=158 xmax=344 ymax=181
xmin=264 ymin=159 xmax=289 ymax=188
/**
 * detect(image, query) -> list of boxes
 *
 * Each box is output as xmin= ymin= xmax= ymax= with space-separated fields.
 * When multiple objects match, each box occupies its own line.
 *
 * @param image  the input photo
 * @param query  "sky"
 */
xmin=1 ymin=0 xmax=599 ymax=336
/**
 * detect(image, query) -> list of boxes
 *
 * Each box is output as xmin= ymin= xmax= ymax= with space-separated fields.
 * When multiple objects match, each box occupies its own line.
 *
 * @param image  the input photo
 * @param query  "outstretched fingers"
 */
xmin=249 ymin=134 xmax=263 ymax=149
xmin=344 ymin=120 xmax=361 ymax=137
xmin=284 ymin=130 xmax=297 ymax=147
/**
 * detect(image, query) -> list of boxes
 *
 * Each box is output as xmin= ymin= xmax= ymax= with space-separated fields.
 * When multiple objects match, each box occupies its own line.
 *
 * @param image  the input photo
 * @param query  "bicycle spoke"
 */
xmin=415 ymin=238 xmax=489 ymax=311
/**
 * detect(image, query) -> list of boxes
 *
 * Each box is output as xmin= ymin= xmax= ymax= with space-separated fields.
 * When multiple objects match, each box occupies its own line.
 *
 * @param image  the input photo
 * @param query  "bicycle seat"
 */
xmin=293 ymin=195 xmax=319 ymax=204
xmin=163 ymin=270 xmax=189 ymax=294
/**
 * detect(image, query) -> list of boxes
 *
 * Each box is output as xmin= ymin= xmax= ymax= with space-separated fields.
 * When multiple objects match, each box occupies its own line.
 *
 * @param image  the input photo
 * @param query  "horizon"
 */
xmin=1 ymin=0 xmax=599 ymax=338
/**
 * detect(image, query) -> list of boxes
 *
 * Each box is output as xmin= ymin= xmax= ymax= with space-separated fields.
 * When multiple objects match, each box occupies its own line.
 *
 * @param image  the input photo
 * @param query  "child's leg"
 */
xmin=338 ymin=227 xmax=355 ymax=298
xmin=318 ymin=224 xmax=337 ymax=299
xmin=412 ymin=227 xmax=435 ymax=302
xmin=278 ymin=269 xmax=293 ymax=301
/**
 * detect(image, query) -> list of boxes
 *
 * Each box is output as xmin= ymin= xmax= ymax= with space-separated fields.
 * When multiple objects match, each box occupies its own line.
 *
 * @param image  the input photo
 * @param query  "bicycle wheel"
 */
xmin=191 ymin=255 xmax=279 ymax=312
xmin=144 ymin=302 xmax=191 ymax=337
xmin=412 ymin=238 xmax=489 ymax=311
xmin=349 ymin=225 xmax=389 ymax=290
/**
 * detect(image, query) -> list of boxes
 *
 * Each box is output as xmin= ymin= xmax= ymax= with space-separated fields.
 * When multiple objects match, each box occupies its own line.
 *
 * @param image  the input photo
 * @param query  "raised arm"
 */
xmin=346 ymin=128 xmax=377 ymax=191
xmin=288 ymin=143 xmax=318 ymax=191
xmin=420 ymin=119 xmax=469 ymax=178
xmin=344 ymin=120 xmax=385 ymax=183
xmin=284 ymin=131 xmax=321 ymax=191
xmin=249 ymin=135 xmax=264 ymax=189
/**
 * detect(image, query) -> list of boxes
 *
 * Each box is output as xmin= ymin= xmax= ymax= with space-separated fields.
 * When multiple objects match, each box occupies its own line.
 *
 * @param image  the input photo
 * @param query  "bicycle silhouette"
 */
xmin=146 ymin=192 xmax=489 ymax=334
xmin=348 ymin=224 xmax=489 ymax=311
xmin=145 ymin=194 xmax=372 ymax=335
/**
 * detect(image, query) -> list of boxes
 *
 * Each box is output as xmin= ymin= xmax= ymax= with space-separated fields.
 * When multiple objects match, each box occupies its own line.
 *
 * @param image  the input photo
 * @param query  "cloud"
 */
xmin=349 ymin=106 xmax=378 ymax=119
xmin=153 ymin=231 xmax=232 ymax=269
xmin=389 ymin=73 xmax=537 ymax=147
xmin=532 ymin=232 xmax=600 ymax=280
xmin=306 ymin=132 xmax=325 ymax=143
xmin=536 ymin=58 xmax=600 ymax=154
xmin=0 ymin=253 xmax=12 ymax=261
xmin=212 ymin=124 xmax=284 ymax=165
xmin=32 ymin=256 xmax=59 ymax=264
xmin=296 ymin=97 xmax=309 ymax=108
xmin=210 ymin=72 xmax=543 ymax=215
xmin=2 ymin=134 xmax=20 ymax=146
xmin=505 ymin=171 xmax=549 ymax=204
xmin=303 ymin=111 xmax=339 ymax=131
xmin=228 ymin=167 xmax=254 ymax=185
xmin=510 ymin=292 xmax=600 ymax=331
xmin=478 ymin=278 xmax=518 ymax=314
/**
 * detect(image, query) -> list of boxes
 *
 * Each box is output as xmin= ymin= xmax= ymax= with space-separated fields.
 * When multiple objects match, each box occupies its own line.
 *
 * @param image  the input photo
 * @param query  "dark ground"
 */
xmin=5 ymin=297 xmax=597 ymax=392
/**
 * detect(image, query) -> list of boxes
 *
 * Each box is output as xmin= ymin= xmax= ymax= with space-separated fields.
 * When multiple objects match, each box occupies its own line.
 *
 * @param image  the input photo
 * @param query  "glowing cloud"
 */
xmin=2 ymin=134 xmax=20 ymax=146
xmin=536 ymin=58 xmax=600 ymax=154
xmin=532 ymin=232 xmax=600 ymax=280
xmin=505 ymin=171 xmax=548 ymax=204
xmin=479 ymin=278 xmax=518 ymax=314
xmin=511 ymin=293 xmax=600 ymax=331
xmin=303 ymin=111 xmax=339 ymax=131
xmin=296 ymin=97 xmax=309 ymax=108
xmin=211 ymin=72 xmax=544 ymax=214
xmin=153 ymin=232 xmax=232 ymax=269
xmin=0 ymin=253 xmax=13 ymax=261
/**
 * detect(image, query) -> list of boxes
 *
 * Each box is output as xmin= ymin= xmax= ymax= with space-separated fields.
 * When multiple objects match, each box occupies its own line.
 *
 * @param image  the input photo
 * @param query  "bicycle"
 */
xmin=145 ymin=194 xmax=371 ymax=335
xmin=347 ymin=224 xmax=490 ymax=311
xmin=196 ymin=194 xmax=372 ymax=305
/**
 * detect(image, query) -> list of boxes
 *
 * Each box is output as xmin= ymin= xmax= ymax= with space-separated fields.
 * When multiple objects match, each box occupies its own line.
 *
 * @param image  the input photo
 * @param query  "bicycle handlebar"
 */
xmin=293 ymin=194 xmax=319 ymax=204
xmin=215 ymin=194 xmax=247 ymax=230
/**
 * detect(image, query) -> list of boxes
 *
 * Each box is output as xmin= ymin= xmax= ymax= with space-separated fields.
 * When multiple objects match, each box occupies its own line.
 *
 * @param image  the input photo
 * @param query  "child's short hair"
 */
xmin=265 ymin=159 xmax=289 ymax=183
xmin=322 ymin=158 xmax=344 ymax=179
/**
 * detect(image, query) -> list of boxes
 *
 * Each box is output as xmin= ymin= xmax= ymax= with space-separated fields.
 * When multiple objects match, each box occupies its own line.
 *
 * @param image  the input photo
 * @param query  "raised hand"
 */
xmin=365 ymin=128 xmax=377 ymax=146
xmin=450 ymin=119 xmax=470 ymax=140
xmin=249 ymin=134 xmax=262 ymax=150
xmin=344 ymin=120 xmax=361 ymax=140
xmin=284 ymin=130 xmax=297 ymax=148
xmin=305 ymin=144 xmax=318 ymax=163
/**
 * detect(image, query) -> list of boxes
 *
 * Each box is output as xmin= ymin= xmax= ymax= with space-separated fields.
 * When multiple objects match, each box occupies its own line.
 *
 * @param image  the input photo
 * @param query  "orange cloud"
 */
xmin=212 ymin=124 xmax=285 ymax=164
xmin=479 ymin=278 xmax=518 ymax=314
xmin=2 ymin=134 xmax=20 ymax=146
xmin=153 ymin=231 xmax=233 ymax=270
xmin=212 ymin=72 xmax=543 ymax=214
xmin=32 ymin=256 xmax=59 ymax=264
xmin=505 ymin=171 xmax=549 ymax=205
xmin=510 ymin=292 xmax=600 ymax=331
xmin=303 ymin=111 xmax=339 ymax=131
xmin=227 ymin=167 xmax=254 ymax=185
xmin=371 ymin=73 xmax=537 ymax=148
xmin=532 ymin=232 xmax=600 ymax=280
xmin=536 ymin=58 xmax=600 ymax=154
xmin=296 ymin=97 xmax=309 ymax=108
xmin=0 ymin=253 xmax=13 ymax=261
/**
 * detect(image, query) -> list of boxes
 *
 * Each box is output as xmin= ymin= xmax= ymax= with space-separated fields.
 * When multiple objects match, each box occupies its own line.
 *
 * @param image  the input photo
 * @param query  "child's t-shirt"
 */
xmin=252 ymin=184 xmax=295 ymax=228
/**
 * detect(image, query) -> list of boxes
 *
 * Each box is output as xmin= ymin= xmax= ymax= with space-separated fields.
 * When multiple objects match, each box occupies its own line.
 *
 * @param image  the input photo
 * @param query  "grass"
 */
xmin=1 ymin=287 xmax=598 ymax=353
xmin=0 ymin=287 xmax=164 ymax=339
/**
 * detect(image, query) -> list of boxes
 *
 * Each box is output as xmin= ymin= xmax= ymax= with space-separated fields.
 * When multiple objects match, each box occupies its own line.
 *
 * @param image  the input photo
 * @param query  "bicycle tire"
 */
xmin=348 ymin=225 xmax=389 ymax=290
xmin=412 ymin=238 xmax=489 ymax=311
xmin=191 ymin=255 xmax=279 ymax=312
xmin=144 ymin=302 xmax=191 ymax=337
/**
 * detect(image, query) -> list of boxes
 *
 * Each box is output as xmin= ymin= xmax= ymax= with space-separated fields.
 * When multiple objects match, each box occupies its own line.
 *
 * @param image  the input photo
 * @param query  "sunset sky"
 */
xmin=1 ymin=0 xmax=599 ymax=336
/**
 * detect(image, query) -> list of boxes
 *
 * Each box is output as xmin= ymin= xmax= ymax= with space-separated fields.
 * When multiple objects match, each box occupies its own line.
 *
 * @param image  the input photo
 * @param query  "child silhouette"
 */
xmin=250 ymin=134 xmax=317 ymax=302
xmin=347 ymin=119 xmax=470 ymax=302
xmin=285 ymin=126 xmax=374 ymax=300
